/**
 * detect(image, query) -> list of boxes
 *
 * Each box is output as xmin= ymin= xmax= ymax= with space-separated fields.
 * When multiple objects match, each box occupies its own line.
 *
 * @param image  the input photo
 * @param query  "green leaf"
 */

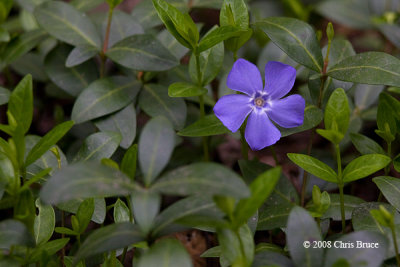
xmin=28 ymin=238 xmax=70 ymax=263
xmin=152 ymin=0 xmax=198 ymax=49
xmin=0 ymin=219 xmax=35 ymax=249
xmin=113 ymin=199 xmax=130 ymax=223
xmin=280 ymin=105 xmax=323 ymax=137
xmin=139 ymin=117 xmax=175 ymax=186
xmin=0 ymin=152 xmax=15 ymax=197
xmin=106 ymin=34 xmax=179 ymax=71
xmin=102 ymin=10 xmax=144 ymax=49
xmin=327 ymin=52 xmax=400 ymax=86
xmin=8 ymin=74 xmax=33 ymax=135
xmin=350 ymin=133 xmax=385 ymax=155
xmin=252 ymin=251 xmax=293 ymax=267
xmin=139 ymin=84 xmax=187 ymax=130
xmin=374 ymin=176 xmax=400 ymax=212
xmin=57 ymin=198 xmax=106 ymax=224
xmin=377 ymin=92 xmax=398 ymax=140
xmin=137 ymin=238 xmax=192 ymax=267
xmin=220 ymin=0 xmax=249 ymax=30
xmin=287 ymin=153 xmax=337 ymax=183
xmin=197 ymin=25 xmax=244 ymax=53
xmin=106 ymin=0 xmax=123 ymax=8
xmin=10 ymin=52 xmax=48 ymax=82
xmin=94 ymin=104 xmax=136 ymax=149
xmin=354 ymin=84 xmax=384 ymax=111
xmin=324 ymin=231 xmax=387 ymax=267
xmin=74 ymin=132 xmax=121 ymax=162
xmin=342 ymin=154 xmax=391 ymax=182
xmin=55 ymin=227 xmax=78 ymax=236
xmin=233 ymin=167 xmax=281 ymax=227
xmin=152 ymin=195 xmax=218 ymax=236
xmin=157 ymin=28 xmax=189 ymax=60
xmin=34 ymin=1 xmax=101 ymax=48
xmin=152 ymin=162 xmax=250 ymax=199
xmin=65 ymin=45 xmax=98 ymax=67
xmin=76 ymin=198 xmax=94 ymax=234
xmin=131 ymin=189 xmax=161 ymax=235
xmin=256 ymin=17 xmax=323 ymax=72
xmin=0 ymin=0 xmax=13 ymax=23
xmin=324 ymin=88 xmax=350 ymax=138
xmin=168 ymin=82 xmax=207 ymax=97
xmin=178 ymin=114 xmax=230 ymax=137
xmin=286 ymin=207 xmax=322 ymax=267
xmin=316 ymin=129 xmax=344 ymax=145
xmin=40 ymin=162 xmax=136 ymax=204
xmin=25 ymin=121 xmax=74 ymax=167
xmin=317 ymin=194 xmax=364 ymax=221
xmin=71 ymin=76 xmax=140 ymax=124
xmin=34 ymin=199 xmax=55 ymax=245
xmin=70 ymin=0 xmax=104 ymax=11
xmin=121 ymin=144 xmax=138 ymax=180
xmin=2 ymin=30 xmax=47 ymax=64
xmin=75 ymin=222 xmax=143 ymax=264
xmin=44 ymin=45 xmax=98 ymax=97
xmin=394 ymin=153 xmax=400 ymax=173
xmin=0 ymin=87 xmax=10 ymax=105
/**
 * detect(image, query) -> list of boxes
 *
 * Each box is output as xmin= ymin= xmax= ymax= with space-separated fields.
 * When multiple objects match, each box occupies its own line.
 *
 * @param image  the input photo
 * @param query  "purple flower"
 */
xmin=214 ymin=59 xmax=305 ymax=151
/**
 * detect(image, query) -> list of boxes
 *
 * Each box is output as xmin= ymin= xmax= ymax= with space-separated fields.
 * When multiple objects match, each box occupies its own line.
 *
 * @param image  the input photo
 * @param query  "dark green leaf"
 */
xmin=44 ymin=45 xmax=98 ymax=97
xmin=287 ymin=153 xmax=337 ymax=183
xmin=327 ymin=52 xmax=400 ymax=86
xmin=0 ymin=0 xmax=12 ymax=23
xmin=256 ymin=17 xmax=323 ymax=72
xmin=74 ymin=132 xmax=121 ymax=162
xmin=94 ymin=104 xmax=136 ymax=149
xmin=377 ymin=92 xmax=398 ymax=139
xmin=168 ymin=82 xmax=207 ymax=97
xmin=139 ymin=84 xmax=187 ymax=130
xmin=0 ymin=87 xmax=10 ymax=105
xmin=324 ymin=231 xmax=387 ymax=267
xmin=157 ymin=29 xmax=189 ymax=60
xmin=0 ymin=219 xmax=35 ymax=249
xmin=131 ymin=189 xmax=161 ymax=235
xmin=121 ymin=144 xmax=138 ymax=180
xmin=350 ymin=133 xmax=385 ymax=155
xmin=34 ymin=199 xmax=55 ymax=245
xmin=75 ymin=223 xmax=143 ymax=263
xmin=8 ymin=74 xmax=33 ymax=134
xmin=318 ymin=194 xmax=364 ymax=221
xmin=342 ymin=154 xmax=391 ymax=182
xmin=28 ymin=238 xmax=70 ymax=263
xmin=57 ymin=198 xmax=106 ymax=224
xmin=374 ymin=176 xmax=400 ymax=212
xmin=10 ymin=52 xmax=48 ymax=82
xmin=137 ymin=238 xmax=192 ymax=267
xmin=287 ymin=207 xmax=322 ymax=267
xmin=40 ymin=162 xmax=136 ymax=204
xmin=34 ymin=1 xmax=101 ymax=48
xmin=72 ymin=76 xmax=140 ymax=123
xmin=65 ymin=45 xmax=98 ymax=67
xmin=106 ymin=34 xmax=179 ymax=71
xmin=394 ymin=154 xmax=400 ymax=173
xmin=280 ymin=105 xmax=323 ymax=137
xmin=233 ymin=167 xmax=281 ymax=227
xmin=152 ymin=162 xmax=250 ymax=199
xmin=25 ymin=121 xmax=74 ymax=167
xmin=178 ymin=114 xmax=230 ymax=137
xmin=139 ymin=117 xmax=175 ymax=186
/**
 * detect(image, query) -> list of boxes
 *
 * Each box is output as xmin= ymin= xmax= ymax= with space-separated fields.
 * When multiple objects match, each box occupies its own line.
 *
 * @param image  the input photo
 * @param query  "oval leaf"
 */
xmin=178 ymin=114 xmax=230 ymax=137
xmin=74 ymin=132 xmax=121 ymax=162
xmin=342 ymin=154 xmax=391 ymax=182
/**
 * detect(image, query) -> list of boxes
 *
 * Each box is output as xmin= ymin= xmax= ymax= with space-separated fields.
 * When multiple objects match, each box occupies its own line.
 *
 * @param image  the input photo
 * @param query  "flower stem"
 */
xmin=239 ymin=124 xmax=248 ymax=160
xmin=335 ymin=144 xmax=346 ymax=233
xmin=100 ymin=7 xmax=114 ymax=77
xmin=300 ymin=130 xmax=315 ymax=206
xmin=270 ymin=145 xmax=279 ymax=166
xmin=195 ymin=52 xmax=209 ymax=161
xmin=390 ymin=223 xmax=400 ymax=267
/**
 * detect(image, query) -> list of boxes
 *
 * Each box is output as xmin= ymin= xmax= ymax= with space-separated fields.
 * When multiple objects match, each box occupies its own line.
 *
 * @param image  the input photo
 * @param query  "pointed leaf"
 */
xmin=178 ymin=114 xmax=230 ymax=137
xmin=34 ymin=199 xmax=55 ymax=245
xmin=74 ymin=132 xmax=121 ymax=162
xmin=343 ymin=154 xmax=391 ymax=182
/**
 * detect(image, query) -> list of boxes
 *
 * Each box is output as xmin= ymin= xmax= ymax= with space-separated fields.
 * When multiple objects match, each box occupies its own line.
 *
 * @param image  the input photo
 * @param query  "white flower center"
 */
xmin=254 ymin=97 xmax=265 ymax=107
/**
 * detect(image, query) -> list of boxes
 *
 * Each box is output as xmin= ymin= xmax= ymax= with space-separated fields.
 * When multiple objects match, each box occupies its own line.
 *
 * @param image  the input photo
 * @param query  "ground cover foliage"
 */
xmin=0 ymin=0 xmax=400 ymax=266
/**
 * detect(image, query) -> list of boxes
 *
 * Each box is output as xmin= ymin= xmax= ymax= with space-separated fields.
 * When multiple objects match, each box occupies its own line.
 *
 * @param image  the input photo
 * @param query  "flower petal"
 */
xmin=264 ymin=61 xmax=296 ymax=99
xmin=245 ymin=110 xmax=281 ymax=150
xmin=268 ymin=94 xmax=305 ymax=128
xmin=214 ymin=94 xmax=252 ymax=132
xmin=227 ymin=58 xmax=263 ymax=96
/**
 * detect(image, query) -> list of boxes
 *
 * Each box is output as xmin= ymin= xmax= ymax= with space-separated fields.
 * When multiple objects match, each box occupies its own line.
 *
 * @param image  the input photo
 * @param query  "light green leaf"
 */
xmin=178 ymin=114 xmax=230 ymax=137
xmin=34 ymin=1 xmax=102 ymax=48
xmin=168 ymin=82 xmax=207 ymax=97
xmin=139 ymin=116 xmax=175 ymax=186
xmin=40 ymin=162 xmax=136 ymax=204
xmin=256 ymin=17 xmax=323 ymax=72
xmin=319 ymin=194 xmax=364 ymax=221
xmin=327 ymin=52 xmax=400 ymax=86
xmin=25 ymin=121 xmax=74 ymax=167
xmin=343 ymin=154 xmax=391 ymax=182
xmin=137 ymin=238 xmax=193 ymax=267
xmin=94 ymin=104 xmax=136 ymax=149
xmin=75 ymin=222 xmax=143 ymax=264
xmin=71 ymin=76 xmax=140 ymax=123
xmin=152 ymin=162 xmax=250 ymax=199
xmin=74 ymin=132 xmax=121 ymax=162
xmin=0 ymin=219 xmax=35 ymax=249
xmin=139 ymin=84 xmax=187 ymax=130
xmin=106 ymin=34 xmax=179 ymax=71
xmin=28 ymin=238 xmax=70 ymax=263
xmin=34 ymin=199 xmax=55 ymax=245
xmin=324 ymin=88 xmax=350 ymax=138
xmin=113 ymin=199 xmax=130 ymax=223
xmin=287 ymin=153 xmax=337 ymax=183
xmin=197 ymin=25 xmax=244 ymax=53
xmin=131 ymin=189 xmax=161 ymax=235
xmin=57 ymin=198 xmax=106 ymax=224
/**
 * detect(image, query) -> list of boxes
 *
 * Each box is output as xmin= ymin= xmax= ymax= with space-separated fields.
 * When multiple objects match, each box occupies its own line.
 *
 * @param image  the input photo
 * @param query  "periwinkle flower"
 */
xmin=214 ymin=59 xmax=305 ymax=150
